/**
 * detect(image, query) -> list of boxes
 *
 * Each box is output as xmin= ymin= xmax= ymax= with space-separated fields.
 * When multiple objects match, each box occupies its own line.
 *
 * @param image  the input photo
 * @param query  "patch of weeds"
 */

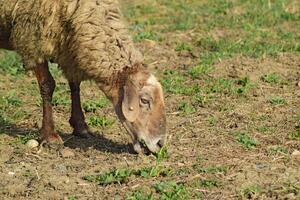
xmin=160 ymin=70 xmax=200 ymax=95
xmin=199 ymin=179 xmax=222 ymax=188
xmin=135 ymin=166 xmax=171 ymax=178
xmin=256 ymin=126 xmax=275 ymax=134
xmin=83 ymin=168 xmax=133 ymax=186
xmin=23 ymin=170 xmax=34 ymax=178
xmin=14 ymin=133 xmax=37 ymax=145
xmin=134 ymin=31 xmax=161 ymax=42
xmin=1 ymin=92 xmax=22 ymax=107
xmin=267 ymin=146 xmax=288 ymax=156
xmin=261 ymin=73 xmax=281 ymax=84
xmin=208 ymin=116 xmax=217 ymax=126
xmin=126 ymin=189 xmax=154 ymax=200
xmin=188 ymin=65 xmax=211 ymax=79
xmin=83 ymin=97 xmax=110 ymax=112
xmin=87 ymin=116 xmax=114 ymax=128
xmin=178 ymin=101 xmax=196 ymax=114
xmin=155 ymin=146 xmax=169 ymax=163
xmin=269 ymin=96 xmax=286 ymax=105
xmin=175 ymin=43 xmax=191 ymax=52
xmin=52 ymin=83 xmax=71 ymax=106
xmin=242 ymin=185 xmax=263 ymax=199
xmin=0 ymin=50 xmax=24 ymax=76
xmin=193 ymin=165 xmax=228 ymax=174
xmin=153 ymin=181 xmax=189 ymax=200
xmin=49 ymin=62 xmax=62 ymax=77
xmin=235 ymin=132 xmax=258 ymax=150
xmin=192 ymin=94 xmax=208 ymax=107
xmin=68 ymin=197 xmax=76 ymax=200
xmin=288 ymin=125 xmax=300 ymax=140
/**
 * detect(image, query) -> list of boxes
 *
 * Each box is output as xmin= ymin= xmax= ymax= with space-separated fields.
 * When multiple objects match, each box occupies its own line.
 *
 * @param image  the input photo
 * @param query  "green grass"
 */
xmin=87 ymin=116 xmax=115 ymax=128
xmin=199 ymin=179 xmax=222 ymax=188
xmin=153 ymin=181 xmax=189 ymax=200
xmin=242 ymin=185 xmax=263 ymax=198
xmin=289 ymin=125 xmax=300 ymax=140
xmin=267 ymin=146 xmax=288 ymax=156
xmin=269 ymin=96 xmax=287 ymax=105
xmin=83 ymin=168 xmax=133 ymax=186
xmin=235 ymin=132 xmax=259 ymax=150
xmin=0 ymin=50 xmax=24 ymax=76
xmin=126 ymin=190 xmax=154 ymax=200
xmin=193 ymin=165 xmax=228 ymax=174
xmin=83 ymin=97 xmax=110 ymax=112
xmin=13 ymin=132 xmax=38 ymax=145
xmin=261 ymin=73 xmax=281 ymax=84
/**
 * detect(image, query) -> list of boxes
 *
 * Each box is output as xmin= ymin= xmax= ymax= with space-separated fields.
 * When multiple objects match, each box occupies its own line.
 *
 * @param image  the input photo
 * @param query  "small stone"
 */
xmin=26 ymin=139 xmax=39 ymax=149
xmin=291 ymin=150 xmax=300 ymax=157
xmin=60 ymin=148 xmax=75 ymax=158
xmin=8 ymin=171 xmax=15 ymax=176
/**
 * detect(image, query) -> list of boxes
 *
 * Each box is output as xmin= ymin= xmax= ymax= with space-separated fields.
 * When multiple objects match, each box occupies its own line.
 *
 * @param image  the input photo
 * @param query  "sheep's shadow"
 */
xmin=0 ymin=120 xmax=135 ymax=154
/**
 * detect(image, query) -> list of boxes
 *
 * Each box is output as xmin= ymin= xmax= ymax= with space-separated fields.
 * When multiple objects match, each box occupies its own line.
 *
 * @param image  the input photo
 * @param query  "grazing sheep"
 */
xmin=0 ymin=0 xmax=166 ymax=153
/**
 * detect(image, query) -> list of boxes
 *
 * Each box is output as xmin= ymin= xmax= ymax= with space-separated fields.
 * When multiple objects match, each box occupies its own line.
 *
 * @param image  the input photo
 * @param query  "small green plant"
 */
xmin=256 ymin=126 xmax=275 ymax=134
xmin=178 ymin=101 xmax=196 ymax=114
xmin=136 ymin=166 xmax=171 ymax=178
xmin=288 ymin=125 xmax=300 ymax=140
xmin=235 ymin=132 xmax=258 ymax=149
xmin=269 ymin=96 xmax=286 ymax=105
xmin=0 ymin=51 xmax=24 ymax=76
xmin=14 ymin=133 xmax=38 ymax=144
xmin=242 ymin=185 xmax=262 ymax=199
xmin=134 ymin=31 xmax=161 ymax=42
xmin=175 ymin=43 xmax=191 ymax=52
xmin=208 ymin=116 xmax=217 ymax=126
xmin=155 ymin=146 xmax=169 ymax=162
xmin=188 ymin=65 xmax=211 ymax=79
xmin=153 ymin=181 xmax=189 ymax=200
xmin=83 ymin=168 xmax=133 ymax=186
xmin=193 ymin=165 xmax=228 ymax=174
xmin=1 ymin=92 xmax=22 ymax=107
xmin=83 ymin=98 xmax=110 ymax=112
xmin=199 ymin=179 xmax=221 ymax=188
xmin=126 ymin=190 xmax=154 ymax=200
xmin=261 ymin=73 xmax=281 ymax=84
xmin=68 ymin=197 xmax=76 ymax=200
xmin=87 ymin=116 xmax=114 ymax=128
xmin=267 ymin=146 xmax=288 ymax=156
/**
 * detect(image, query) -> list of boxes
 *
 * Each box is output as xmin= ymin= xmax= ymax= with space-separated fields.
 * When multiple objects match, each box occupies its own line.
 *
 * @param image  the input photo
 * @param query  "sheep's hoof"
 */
xmin=41 ymin=133 xmax=64 ymax=150
xmin=73 ymin=129 xmax=92 ymax=139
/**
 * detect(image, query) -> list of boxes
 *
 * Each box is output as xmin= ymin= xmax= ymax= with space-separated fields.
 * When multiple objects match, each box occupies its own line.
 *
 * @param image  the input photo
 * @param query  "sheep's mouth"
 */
xmin=133 ymin=138 xmax=162 ymax=154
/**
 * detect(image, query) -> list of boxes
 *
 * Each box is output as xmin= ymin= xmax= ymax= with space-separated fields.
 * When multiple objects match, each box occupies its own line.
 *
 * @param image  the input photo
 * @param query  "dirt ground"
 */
xmin=0 ymin=0 xmax=299 ymax=199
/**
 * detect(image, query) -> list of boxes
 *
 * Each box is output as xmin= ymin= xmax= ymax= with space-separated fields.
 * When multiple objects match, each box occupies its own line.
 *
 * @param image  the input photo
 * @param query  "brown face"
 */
xmin=119 ymin=71 xmax=166 ymax=153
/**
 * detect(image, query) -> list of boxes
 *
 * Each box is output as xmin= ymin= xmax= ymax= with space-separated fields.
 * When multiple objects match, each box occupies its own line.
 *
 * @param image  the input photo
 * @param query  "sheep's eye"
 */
xmin=140 ymin=97 xmax=149 ymax=105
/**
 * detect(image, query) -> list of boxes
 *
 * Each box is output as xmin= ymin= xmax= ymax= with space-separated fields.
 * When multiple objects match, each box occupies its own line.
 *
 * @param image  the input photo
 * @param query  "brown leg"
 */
xmin=69 ymin=81 xmax=90 ymax=138
xmin=34 ymin=62 xmax=63 ymax=144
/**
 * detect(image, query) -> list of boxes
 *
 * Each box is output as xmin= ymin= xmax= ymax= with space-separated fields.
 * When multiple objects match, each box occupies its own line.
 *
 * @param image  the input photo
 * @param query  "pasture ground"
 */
xmin=0 ymin=0 xmax=299 ymax=199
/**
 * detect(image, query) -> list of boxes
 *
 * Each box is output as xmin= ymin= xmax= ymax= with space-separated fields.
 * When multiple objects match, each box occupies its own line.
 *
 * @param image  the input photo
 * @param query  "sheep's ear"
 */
xmin=122 ymin=80 xmax=139 ymax=122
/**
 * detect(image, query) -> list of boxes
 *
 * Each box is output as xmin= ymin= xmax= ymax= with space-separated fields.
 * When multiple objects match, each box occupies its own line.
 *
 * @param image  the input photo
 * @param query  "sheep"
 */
xmin=0 ymin=0 xmax=166 ymax=153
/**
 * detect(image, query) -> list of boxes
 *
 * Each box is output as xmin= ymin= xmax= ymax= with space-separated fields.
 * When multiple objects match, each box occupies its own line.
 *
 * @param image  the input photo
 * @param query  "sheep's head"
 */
xmin=115 ymin=69 xmax=166 ymax=154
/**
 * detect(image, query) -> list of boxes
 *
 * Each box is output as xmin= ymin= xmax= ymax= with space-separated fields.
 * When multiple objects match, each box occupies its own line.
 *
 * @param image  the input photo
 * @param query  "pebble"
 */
xmin=291 ymin=150 xmax=300 ymax=157
xmin=26 ymin=139 xmax=39 ymax=149
xmin=60 ymin=148 xmax=75 ymax=158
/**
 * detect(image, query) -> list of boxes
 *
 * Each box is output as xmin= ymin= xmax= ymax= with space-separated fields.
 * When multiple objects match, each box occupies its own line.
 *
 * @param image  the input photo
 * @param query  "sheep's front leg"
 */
xmin=34 ymin=62 xmax=63 ymax=144
xmin=69 ymin=81 xmax=90 ymax=138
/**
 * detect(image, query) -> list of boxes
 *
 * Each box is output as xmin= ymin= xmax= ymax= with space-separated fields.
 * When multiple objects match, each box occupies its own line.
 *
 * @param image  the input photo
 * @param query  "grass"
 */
xmin=235 ymin=132 xmax=259 ymax=150
xmin=269 ymin=96 xmax=287 ymax=105
xmin=261 ymin=73 xmax=281 ymax=84
xmin=242 ymin=185 xmax=263 ymax=199
xmin=87 ymin=116 xmax=115 ymax=128
xmin=83 ymin=98 xmax=110 ymax=112
xmin=193 ymin=165 xmax=228 ymax=174
xmin=153 ymin=181 xmax=189 ymax=200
